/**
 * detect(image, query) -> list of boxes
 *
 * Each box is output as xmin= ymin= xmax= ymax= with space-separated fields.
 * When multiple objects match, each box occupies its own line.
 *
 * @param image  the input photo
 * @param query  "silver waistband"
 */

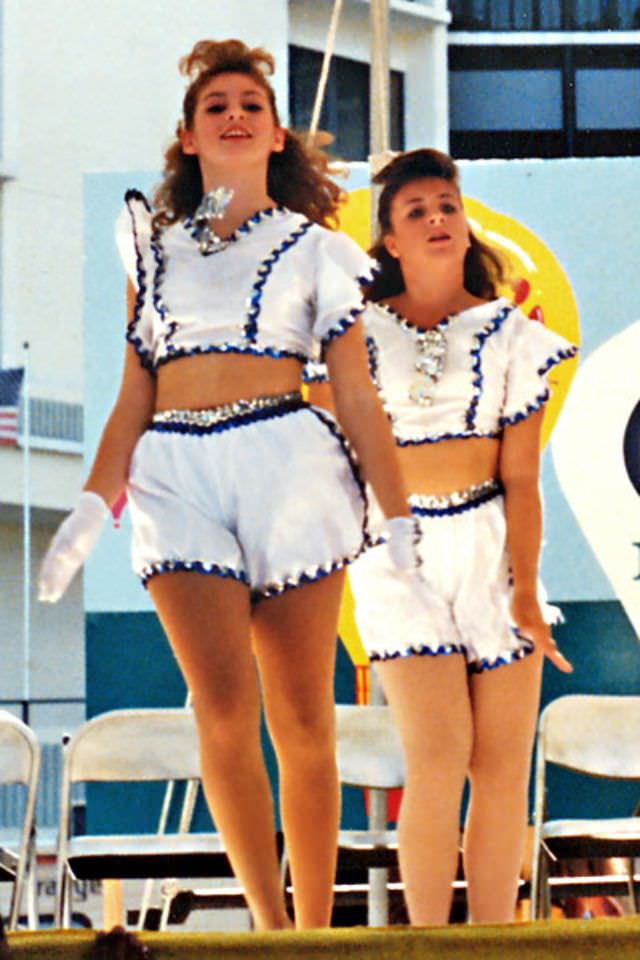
xmin=152 ymin=391 xmax=303 ymax=427
xmin=409 ymin=477 xmax=501 ymax=511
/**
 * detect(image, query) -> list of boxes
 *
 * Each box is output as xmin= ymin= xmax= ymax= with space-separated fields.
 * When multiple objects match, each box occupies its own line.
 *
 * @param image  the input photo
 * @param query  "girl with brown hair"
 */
xmin=39 ymin=40 xmax=420 ymax=929
xmin=347 ymin=148 xmax=578 ymax=924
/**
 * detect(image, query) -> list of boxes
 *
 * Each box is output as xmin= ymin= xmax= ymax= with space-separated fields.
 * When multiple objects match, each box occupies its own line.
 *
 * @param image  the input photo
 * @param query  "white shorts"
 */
xmin=127 ymin=393 xmax=372 ymax=602
xmin=349 ymin=481 xmax=536 ymax=673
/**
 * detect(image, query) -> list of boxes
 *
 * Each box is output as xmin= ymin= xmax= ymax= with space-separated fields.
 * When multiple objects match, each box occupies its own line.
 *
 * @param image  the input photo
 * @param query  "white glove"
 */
xmin=386 ymin=515 xmax=422 ymax=570
xmin=38 ymin=491 xmax=110 ymax=602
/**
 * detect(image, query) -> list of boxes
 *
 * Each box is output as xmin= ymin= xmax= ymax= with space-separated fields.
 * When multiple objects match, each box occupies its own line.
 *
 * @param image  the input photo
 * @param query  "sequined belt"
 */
xmin=409 ymin=478 xmax=502 ymax=516
xmin=149 ymin=391 xmax=305 ymax=434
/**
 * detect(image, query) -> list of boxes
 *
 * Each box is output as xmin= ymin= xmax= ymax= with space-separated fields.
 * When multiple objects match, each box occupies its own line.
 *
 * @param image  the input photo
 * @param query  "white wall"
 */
xmin=1 ymin=0 xmax=289 ymax=400
xmin=0 ymin=521 xmax=84 ymax=731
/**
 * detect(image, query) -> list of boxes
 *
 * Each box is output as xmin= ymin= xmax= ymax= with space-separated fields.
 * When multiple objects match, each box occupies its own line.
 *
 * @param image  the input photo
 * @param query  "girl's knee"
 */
xmin=268 ymin=703 xmax=335 ymax=759
xmin=191 ymin=689 xmax=260 ymax=749
xmin=405 ymin=719 xmax=472 ymax=777
xmin=468 ymin=750 xmax=531 ymax=796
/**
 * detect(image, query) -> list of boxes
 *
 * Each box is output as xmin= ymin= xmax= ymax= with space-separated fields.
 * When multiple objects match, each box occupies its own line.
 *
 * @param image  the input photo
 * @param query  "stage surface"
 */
xmin=7 ymin=917 xmax=640 ymax=959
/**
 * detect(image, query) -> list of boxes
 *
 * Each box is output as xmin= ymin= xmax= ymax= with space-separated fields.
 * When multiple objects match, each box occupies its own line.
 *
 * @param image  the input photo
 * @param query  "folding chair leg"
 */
xmin=159 ymin=879 xmax=179 ymax=931
xmin=539 ymin=851 xmax=551 ymax=920
xmin=368 ymin=867 xmax=389 ymax=926
xmin=8 ymin=869 xmax=20 ymax=930
xmin=137 ymin=878 xmax=157 ymax=931
xmin=26 ymin=858 xmax=38 ymax=930
xmin=627 ymin=857 xmax=639 ymax=913
xmin=55 ymin=865 xmax=71 ymax=928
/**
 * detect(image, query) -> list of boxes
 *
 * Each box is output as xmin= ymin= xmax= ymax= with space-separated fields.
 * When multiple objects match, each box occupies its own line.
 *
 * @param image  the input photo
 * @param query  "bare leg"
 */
xmin=377 ymin=654 xmax=473 ymax=925
xmin=252 ymin=571 xmax=345 ymax=929
xmin=148 ymin=573 xmax=290 ymax=930
xmin=464 ymin=648 xmax=544 ymax=923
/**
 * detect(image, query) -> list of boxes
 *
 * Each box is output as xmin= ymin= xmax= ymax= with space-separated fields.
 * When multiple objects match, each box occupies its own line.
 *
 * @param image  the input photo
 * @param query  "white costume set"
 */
xmin=116 ymin=190 xmax=376 ymax=601
xmin=344 ymin=298 xmax=578 ymax=672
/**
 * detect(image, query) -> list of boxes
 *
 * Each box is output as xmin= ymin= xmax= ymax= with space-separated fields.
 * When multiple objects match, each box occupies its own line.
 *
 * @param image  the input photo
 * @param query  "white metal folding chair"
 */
xmin=335 ymin=703 xmax=405 ymax=926
xmin=0 ymin=710 xmax=40 ymax=930
xmin=531 ymin=694 xmax=640 ymax=919
xmin=279 ymin=703 xmax=404 ymax=926
xmin=55 ymin=708 xmax=231 ymax=928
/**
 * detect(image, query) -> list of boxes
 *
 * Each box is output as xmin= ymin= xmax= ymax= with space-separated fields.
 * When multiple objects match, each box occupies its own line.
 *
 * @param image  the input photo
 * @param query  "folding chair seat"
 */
xmin=55 ymin=708 xmax=233 ymax=928
xmin=531 ymin=694 xmax=640 ymax=919
xmin=0 ymin=710 xmax=40 ymax=929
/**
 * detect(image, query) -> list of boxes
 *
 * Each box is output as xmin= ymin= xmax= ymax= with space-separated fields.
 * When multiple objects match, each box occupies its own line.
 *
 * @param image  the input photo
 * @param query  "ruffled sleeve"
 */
xmin=312 ymin=228 xmax=376 ymax=349
xmin=500 ymin=308 xmax=578 ymax=427
xmin=114 ymin=190 xmax=156 ymax=371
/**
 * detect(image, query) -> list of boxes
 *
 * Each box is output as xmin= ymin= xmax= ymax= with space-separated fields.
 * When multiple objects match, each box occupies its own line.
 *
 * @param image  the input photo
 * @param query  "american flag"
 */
xmin=0 ymin=367 xmax=24 ymax=445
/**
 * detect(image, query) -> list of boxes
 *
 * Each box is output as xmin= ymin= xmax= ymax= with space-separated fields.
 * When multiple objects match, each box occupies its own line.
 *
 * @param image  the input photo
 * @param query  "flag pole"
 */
xmin=22 ymin=341 xmax=31 ymax=724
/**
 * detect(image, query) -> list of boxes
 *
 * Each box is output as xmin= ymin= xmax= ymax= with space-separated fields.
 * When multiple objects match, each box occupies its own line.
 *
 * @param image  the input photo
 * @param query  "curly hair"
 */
xmin=152 ymin=39 xmax=342 ymax=228
xmin=364 ymin=148 xmax=506 ymax=302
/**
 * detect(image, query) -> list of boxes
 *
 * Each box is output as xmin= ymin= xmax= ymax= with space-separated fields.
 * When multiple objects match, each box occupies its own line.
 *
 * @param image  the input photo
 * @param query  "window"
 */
xmin=450 ymin=0 xmax=640 ymax=30
xmin=449 ymin=44 xmax=640 ymax=158
xmin=288 ymin=46 xmax=405 ymax=162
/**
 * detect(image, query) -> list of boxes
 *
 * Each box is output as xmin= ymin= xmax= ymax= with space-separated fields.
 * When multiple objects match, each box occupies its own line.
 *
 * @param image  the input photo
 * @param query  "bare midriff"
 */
xmin=397 ymin=436 xmax=501 ymax=496
xmin=154 ymin=352 xmax=304 ymax=411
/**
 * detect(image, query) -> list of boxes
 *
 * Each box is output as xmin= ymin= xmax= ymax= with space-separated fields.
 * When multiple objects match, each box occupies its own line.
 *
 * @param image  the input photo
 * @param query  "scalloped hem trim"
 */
xmin=321 ymin=308 xmax=363 ymax=349
xmin=467 ymin=632 xmax=535 ymax=673
xmin=369 ymin=642 xmax=468 ymax=663
xmin=138 ymin=538 xmax=384 ymax=598
xmin=140 ymin=560 xmax=249 ymax=589
xmin=252 ymin=537 xmax=381 ymax=604
xmin=369 ymin=632 xmax=535 ymax=673
xmin=499 ymin=345 xmax=579 ymax=428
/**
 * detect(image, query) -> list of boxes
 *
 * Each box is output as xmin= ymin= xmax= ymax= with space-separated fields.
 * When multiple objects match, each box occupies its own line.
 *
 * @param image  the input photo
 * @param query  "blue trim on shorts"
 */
xmin=137 ymin=400 xmax=382 ymax=599
xmin=141 ymin=560 xmax=249 ymax=589
xmin=369 ymin=642 xmax=468 ymax=663
xmin=307 ymin=405 xmax=375 ymax=550
xmin=250 ymin=406 xmax=384 ymax=604
xmin=370 ymin=631 xmax=535 ymax=672
xmin=147 ymin=396 xmax=308 ymax=435
xmin=467 ymin=630 xmax=536 ymax=674
xmin=251 ymin=545 xmax=378 ymax=605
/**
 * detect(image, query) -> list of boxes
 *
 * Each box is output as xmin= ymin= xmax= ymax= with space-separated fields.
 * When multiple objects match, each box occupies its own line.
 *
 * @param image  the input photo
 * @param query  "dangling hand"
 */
xmin=386 ymin=515 xmax=453 ymax=617
xmin=38 ymin=491 xmax=110 ymax=603
xmin=511 ymin=591 xmax=573 ymax=673
xmin=386 ymin=515 xmax=422 ymax=570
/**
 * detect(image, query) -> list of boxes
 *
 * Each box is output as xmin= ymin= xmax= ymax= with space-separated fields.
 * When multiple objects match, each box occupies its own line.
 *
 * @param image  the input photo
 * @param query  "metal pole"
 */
xmin=369 ymin=0 xmax=391 ymax=249
xmin=367 ymin=5 xmax=392 ymax=922
xmin=370 ymin=0 xmax=390 ymax=158
xmin=22 ymin=341 xmax=31 ymax=724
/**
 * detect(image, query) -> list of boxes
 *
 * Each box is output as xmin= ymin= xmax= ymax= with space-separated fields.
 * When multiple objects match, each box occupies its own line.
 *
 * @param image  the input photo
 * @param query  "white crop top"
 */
xmin=115 ymin=190 xmax=375 ymax=372
xmin=362 ymin=298 xmax=578 ymax=445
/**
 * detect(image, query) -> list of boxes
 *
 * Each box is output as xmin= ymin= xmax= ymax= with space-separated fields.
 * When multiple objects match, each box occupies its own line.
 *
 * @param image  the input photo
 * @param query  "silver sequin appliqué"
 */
xmin=405 ymin=322 xmax=448 ymax=406
xmin=191 ymin=186 xmax=234 ymax=255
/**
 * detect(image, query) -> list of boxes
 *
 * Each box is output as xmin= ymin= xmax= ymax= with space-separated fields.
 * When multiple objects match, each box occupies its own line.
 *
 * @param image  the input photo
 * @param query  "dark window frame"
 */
xmin=449 ymin=43 xmax=640 ymax=159
xmin=450 ymin=1 xmax=640 ymax=31
xmin=288 ymin=45 xmax=405 ymax=162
